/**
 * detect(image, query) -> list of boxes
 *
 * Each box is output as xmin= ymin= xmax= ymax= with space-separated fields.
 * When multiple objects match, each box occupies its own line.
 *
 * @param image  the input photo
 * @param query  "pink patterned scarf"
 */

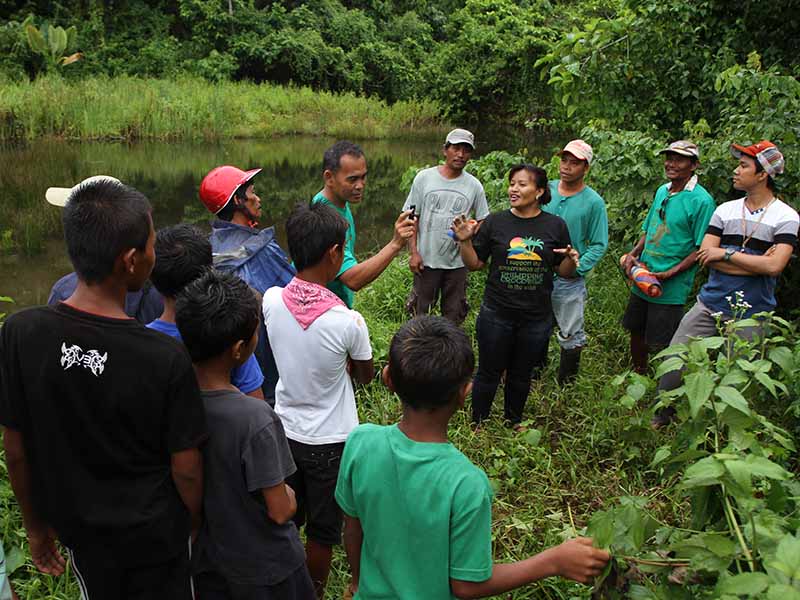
xmin=281 ymin=277 xmax=345 ymax=330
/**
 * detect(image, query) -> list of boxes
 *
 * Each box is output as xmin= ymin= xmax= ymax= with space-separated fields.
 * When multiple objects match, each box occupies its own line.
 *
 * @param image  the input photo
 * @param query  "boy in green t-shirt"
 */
xmin=335 ymin=316 xmax=609 ymax=599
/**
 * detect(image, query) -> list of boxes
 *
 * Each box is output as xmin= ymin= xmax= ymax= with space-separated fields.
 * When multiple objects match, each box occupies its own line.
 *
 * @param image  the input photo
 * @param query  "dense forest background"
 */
xmin=0 ymin=0 xmax=798 ymax=127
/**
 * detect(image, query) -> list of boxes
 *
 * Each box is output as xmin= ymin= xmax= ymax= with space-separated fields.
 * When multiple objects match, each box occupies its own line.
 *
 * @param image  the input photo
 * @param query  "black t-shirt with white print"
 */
xmin=472 ymin=209 xmax=572 ymax=319
xmin=0 ymin=303 xmax=208 ymax=564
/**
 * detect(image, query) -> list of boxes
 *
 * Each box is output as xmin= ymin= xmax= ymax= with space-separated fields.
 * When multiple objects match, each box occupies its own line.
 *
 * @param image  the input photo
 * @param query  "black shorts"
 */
xmin=622 ymin=293 xmax=685 ymax=350
xmin=68 ymin=544 xmax=193 ymax=600
xmin=286 ymin=439 xmax=345 ymax=547
xmin=194 ymin=565 xmax=315 ymax=600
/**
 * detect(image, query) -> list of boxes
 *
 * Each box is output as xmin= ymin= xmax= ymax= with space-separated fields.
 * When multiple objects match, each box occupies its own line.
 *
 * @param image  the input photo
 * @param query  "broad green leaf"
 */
xmin=722 ymin=458 xmax=752 ymax=494
xmin=626 ymin=382 xmax=646 ymax=401
xmin=765 ymin=534 xmax=800 ymax=585
xmin=651 ymin=446 xmax=671 ymax=467
xmin=715 ymin=386 xmax=750 ymax=415
xmin=5 ymin=545 xmax=25 ymax=574
xmin=704 ymin=534 xmax=737 ymax=557
xmin=0 ymin=296 xmax=13 ymax=303
xmin=721 ymin=369 xmax=748 ymax=387
xmin=755 ymin=371 xmax=779 ymax=397
xmin=684 ymin=371 xmax=714 ymax=418
xmin=655 ymin=356 xmax=684 ymax=378
xmin=587 ymin=509 xmax=614 ymax=548
xmin=653 ymin=344 xmax=687 ymax=360
xmin=65 ymin=25 xmax=77 ymax=51
xmin=682 ymin=456 xmax=724 ymax=488
xmin=733 ymin=318 xmax=760 ymax=329
xmin=522 ymin=428 xmax=541 ymax=447
xmin=767 ymin=585 xmax=800 ymax=600
xmin=25 ymin=24 xmax=47 ymax=54
xmin=698 ymin=336 xmax=725 ymax=350
xmin=768 ymin=348 xmax=793 ymax=372
xmin=746 ymin=455 xmax=789 ymax=480
xmin=716 ymin=572 xmax=769 ymax=596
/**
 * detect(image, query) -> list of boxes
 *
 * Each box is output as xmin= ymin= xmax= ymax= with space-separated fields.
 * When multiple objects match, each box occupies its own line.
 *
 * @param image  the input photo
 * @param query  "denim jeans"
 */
xmin=471 ymin=303 xmax=554 ymax=424
xmin=551 ymin=276 xmax=588 ymax=350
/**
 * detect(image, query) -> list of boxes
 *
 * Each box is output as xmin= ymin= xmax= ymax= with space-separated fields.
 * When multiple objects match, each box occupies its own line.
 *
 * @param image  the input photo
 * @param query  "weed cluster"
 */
xmin=0 ymin=75 xmax=445 ymax=142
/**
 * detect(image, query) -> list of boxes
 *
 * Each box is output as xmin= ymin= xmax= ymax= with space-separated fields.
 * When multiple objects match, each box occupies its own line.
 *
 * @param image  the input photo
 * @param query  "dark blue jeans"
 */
xmin=472 ymin=303 xmax=553 ymax=425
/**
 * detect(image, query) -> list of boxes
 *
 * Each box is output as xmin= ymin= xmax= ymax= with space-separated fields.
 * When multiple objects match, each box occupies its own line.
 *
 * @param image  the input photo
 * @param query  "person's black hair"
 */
xmin=322 ymin=140 xmax=364 ymax=174
xmin=753 ymin=159 xmax=777 ymax=191
xmin=176 ymin=269 xmax=260 ymax=363
xmin=387 ymin=316 xmax=474 ymax=411
xmin=150 ymin=224 xmax=212 ymax=298
xmin=508 ymin=163 xmax=552 ymax=205
xmin=215 ymin=181 xmax=254 ymax=222
xmin=62 ymin=179 xmax=152 ymax=284
xmin=286 ymin=202 xmax=348 ymax=271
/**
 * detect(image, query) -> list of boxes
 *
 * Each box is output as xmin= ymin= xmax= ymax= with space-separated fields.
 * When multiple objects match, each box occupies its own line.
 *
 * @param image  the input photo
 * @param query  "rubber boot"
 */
xmin=557 ymin=347 xmax=582 ymax=384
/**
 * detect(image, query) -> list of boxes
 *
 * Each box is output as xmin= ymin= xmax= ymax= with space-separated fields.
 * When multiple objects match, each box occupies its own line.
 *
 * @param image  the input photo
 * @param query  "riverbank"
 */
xmin=0 ymin=75 xmax=446 ymax=141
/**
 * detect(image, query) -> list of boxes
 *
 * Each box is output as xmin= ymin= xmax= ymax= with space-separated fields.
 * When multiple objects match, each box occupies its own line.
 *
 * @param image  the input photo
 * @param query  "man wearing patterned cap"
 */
xmin=620 ymin=140 xmax=716 ymax=375
xmin=544 ymin=140 xmax=608 ymax=383
xmin=653 ymin=140 xmax=799 ymax=426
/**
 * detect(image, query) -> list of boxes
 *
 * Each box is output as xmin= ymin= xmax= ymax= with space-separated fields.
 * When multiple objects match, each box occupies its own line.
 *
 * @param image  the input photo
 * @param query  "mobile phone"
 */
xmin=408 ymin=205 xmax=418 ymax=220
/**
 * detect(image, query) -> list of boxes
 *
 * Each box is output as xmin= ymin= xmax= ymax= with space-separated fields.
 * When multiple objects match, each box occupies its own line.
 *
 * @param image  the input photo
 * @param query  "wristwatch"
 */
xmin=723 ymin=247 xmax=736 ymax=262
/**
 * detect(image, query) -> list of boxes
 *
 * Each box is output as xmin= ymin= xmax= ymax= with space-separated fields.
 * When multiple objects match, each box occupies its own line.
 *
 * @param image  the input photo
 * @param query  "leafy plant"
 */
xmin=23 ymin=17 xmax=81 ymax=73
xmin=591 ymin=305 xmax=800 ymax=598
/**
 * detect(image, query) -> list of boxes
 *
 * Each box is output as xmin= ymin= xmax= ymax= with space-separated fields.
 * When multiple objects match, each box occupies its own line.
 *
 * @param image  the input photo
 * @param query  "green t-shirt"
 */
xmin=635 ymin=180 xmax=716 ymax=305
xmin=335 ymin=424 xmax=494 ymax=599
xmin=545 ymin=181 xmax=609 ymax=277
xmin=312 ymin=192 xmax=358 ymax=308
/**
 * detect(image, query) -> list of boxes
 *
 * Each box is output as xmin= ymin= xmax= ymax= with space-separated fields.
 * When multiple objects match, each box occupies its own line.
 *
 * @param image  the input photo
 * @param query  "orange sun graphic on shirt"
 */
xmin=506 ymin=237 xmax=543 ymax=260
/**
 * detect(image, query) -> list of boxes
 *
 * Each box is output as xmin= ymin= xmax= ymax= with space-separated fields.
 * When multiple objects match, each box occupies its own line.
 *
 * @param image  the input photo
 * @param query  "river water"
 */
xmin=0 ymin=137 xmax=456 ymax=314
xmin=0 ymin=134 xmax=558 ymax=315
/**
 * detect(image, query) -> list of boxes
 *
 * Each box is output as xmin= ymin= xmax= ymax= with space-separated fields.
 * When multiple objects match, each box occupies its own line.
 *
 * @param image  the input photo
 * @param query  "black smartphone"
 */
xmin=408 ymin=204 xmax=418 ymax=219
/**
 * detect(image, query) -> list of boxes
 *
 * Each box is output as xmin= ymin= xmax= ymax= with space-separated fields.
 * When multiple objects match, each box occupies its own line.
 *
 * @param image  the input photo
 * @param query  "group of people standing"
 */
xmin=0 ymin=127 xmax=796 ymax=600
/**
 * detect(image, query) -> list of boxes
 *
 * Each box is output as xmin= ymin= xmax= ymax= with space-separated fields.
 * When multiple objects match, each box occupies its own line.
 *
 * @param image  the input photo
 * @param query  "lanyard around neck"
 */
xmin=740 ymin=197 xmax=775 ymax=250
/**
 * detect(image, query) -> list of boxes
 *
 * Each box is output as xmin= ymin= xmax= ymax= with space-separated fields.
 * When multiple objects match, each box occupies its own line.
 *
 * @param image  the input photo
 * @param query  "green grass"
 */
xmin=0 ymin=75 xmax=446 ymax=141
xmin=1 ymin=251 xmax=675 ymax=599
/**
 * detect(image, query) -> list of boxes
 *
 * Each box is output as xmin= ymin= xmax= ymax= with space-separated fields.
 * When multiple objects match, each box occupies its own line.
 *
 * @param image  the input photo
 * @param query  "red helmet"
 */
xmin=199 ymin=166 xmax=262 ymax=214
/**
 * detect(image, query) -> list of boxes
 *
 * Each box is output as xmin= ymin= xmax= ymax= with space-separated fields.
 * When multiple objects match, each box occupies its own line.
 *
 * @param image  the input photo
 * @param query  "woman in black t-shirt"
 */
xmin=452 ymin=164 xmax=579 ymax=428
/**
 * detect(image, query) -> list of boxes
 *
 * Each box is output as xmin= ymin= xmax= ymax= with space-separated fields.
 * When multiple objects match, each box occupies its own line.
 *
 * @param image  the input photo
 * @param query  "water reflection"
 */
xmin=0 ymin=137 xmax=445 ymax=313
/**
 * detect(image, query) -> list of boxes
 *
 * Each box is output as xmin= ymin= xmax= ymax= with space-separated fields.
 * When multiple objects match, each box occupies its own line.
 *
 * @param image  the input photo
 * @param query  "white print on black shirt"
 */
xmin=60 ymin=342 xmax=108 ymax=376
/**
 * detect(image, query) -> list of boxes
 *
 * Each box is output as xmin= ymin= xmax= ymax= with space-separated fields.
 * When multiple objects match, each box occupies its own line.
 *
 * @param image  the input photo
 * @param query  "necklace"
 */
xmin=740 ymin=196 xmax=776 ymax=251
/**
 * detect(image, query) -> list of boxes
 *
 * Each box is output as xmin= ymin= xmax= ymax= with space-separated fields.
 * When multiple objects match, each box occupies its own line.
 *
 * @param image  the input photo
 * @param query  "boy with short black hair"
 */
xmin=149 ymin=223 xmax=265 ymax=399
xmin=335 ymin=316 xmax=610 ymax=599
xmin=176 ymin=269 xmax=314 ymax=599
xmin=263 ymin=201 xmax=373 ymax=598
xmin=0 ymin=177 xmax=206 ymax=599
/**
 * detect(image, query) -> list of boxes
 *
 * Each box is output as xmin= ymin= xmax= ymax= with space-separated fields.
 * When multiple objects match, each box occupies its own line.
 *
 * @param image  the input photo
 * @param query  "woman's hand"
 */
xmin=451 ymin=214 xmax=478 ymax=242
xmin=555 ymin=244 xmax=580 ymax=269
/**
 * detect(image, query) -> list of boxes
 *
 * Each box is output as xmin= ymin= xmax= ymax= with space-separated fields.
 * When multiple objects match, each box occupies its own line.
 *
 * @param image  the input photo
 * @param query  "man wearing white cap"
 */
xmin=544 ymin=140 xmax=608 ymax=383
xmin=620 ymin=140 xmax=716 ymax=374
xmin=404 ymin=128 xmax=489 ymax=324
xmin=653 ymin=140 xmax=799 ymax=426
xmin=46 ymin=176 xmax=164 ymax=323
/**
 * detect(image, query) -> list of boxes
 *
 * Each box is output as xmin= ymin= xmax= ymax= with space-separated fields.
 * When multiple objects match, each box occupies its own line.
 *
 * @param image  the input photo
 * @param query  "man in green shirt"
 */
xmin=335 ymin=316 xmax=609 ymax=599
xmin=312 ymin=141 xmax=416 ymax=308
xmin=621 ymin=140 xmax=716 ymax=373
xmin=545 ymin=140 xmax=609 ymax=383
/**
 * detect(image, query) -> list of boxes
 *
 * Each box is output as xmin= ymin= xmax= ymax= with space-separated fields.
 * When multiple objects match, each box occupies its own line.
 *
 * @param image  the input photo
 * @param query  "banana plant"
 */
xmin=23 ymin=16 xmax=82 ymax=71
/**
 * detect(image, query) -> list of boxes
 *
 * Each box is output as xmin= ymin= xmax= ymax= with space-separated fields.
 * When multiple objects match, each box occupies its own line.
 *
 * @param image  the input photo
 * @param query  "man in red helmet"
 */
xmin=199 ymin=165 xmax=296 ymax=403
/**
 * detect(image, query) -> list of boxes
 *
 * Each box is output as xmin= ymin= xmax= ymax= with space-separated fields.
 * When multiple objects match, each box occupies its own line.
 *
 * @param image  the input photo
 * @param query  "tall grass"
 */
xmin=0 ymin=75 xmax=445 ymax=141
xmin=1 ymin=251 xmax=668 ymax=599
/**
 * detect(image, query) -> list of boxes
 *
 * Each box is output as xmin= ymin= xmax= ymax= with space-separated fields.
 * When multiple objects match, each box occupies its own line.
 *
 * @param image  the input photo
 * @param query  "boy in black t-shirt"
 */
xmin=176 ymin=270 xmax=314 ymax=599
xmin=0 ymin=177 xmax=207 ymax=599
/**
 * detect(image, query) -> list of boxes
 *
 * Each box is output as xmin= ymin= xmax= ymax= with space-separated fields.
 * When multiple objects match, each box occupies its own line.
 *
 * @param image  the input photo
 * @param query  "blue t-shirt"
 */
xmin=698 ymin=198 xmax=799 ymax=316
xmin=147 ymin=319 xmax=264 ymax=394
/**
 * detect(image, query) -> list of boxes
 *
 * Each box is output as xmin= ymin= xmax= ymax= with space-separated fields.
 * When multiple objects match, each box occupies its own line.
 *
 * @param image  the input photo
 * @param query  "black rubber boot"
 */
xmin=557 ymin=348 xmax=582 ymax=384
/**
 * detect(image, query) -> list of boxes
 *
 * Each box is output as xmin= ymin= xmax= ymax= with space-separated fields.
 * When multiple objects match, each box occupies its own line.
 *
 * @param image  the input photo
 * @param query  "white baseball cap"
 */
xmin=46 ymin=175 xmax=122 ymax=207
xmin=445 ymin=128 xmax=475 ymax=149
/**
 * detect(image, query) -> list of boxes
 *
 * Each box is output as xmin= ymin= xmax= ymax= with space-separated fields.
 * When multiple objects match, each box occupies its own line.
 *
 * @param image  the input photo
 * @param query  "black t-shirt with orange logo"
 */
xmin=472 ymin=209 xmax=571 ymax=319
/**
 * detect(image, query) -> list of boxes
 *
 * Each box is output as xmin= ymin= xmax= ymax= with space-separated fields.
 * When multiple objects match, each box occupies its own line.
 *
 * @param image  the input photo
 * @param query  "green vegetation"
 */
xmin=0 ymin=75 xmax=443 ymax=141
